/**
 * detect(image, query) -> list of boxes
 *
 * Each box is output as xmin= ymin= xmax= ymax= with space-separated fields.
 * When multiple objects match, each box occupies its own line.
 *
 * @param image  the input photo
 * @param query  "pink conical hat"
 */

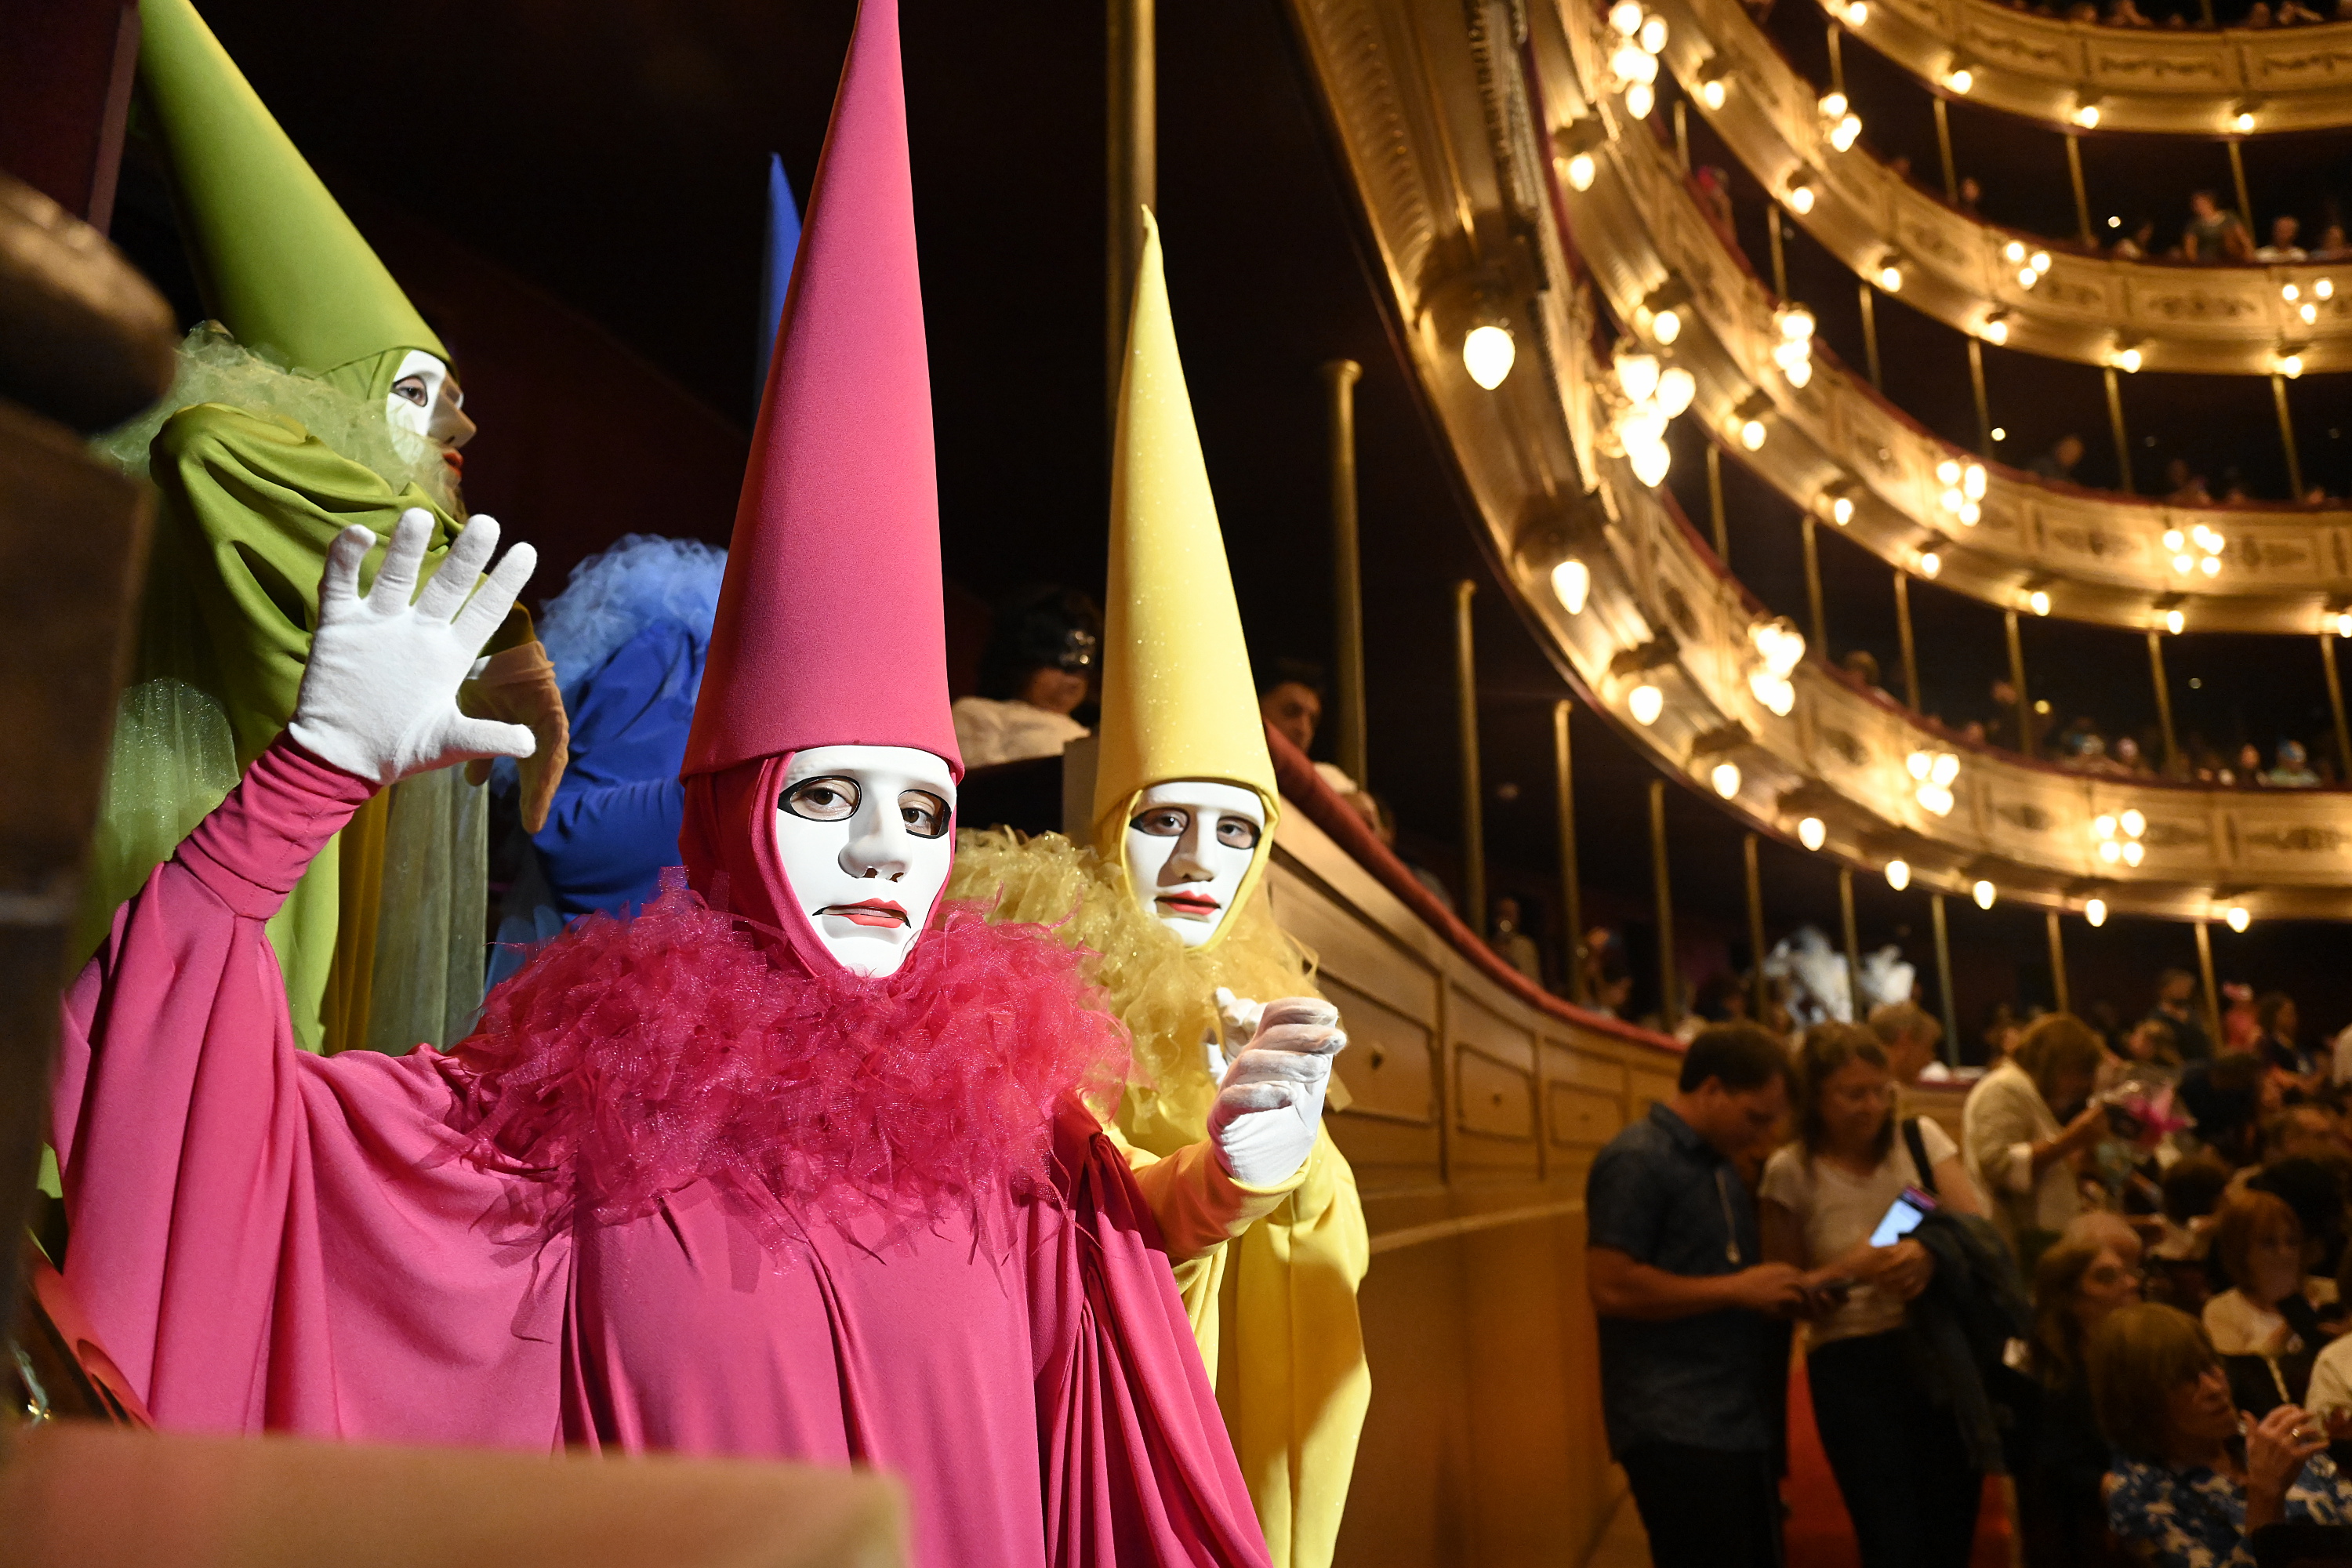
xmin=684 ymin=0 xmax=958 ymax=780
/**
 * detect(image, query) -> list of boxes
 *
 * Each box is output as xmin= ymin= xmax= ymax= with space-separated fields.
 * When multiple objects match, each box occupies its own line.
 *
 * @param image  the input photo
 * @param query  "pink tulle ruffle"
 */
xmin=456 ymin=871 xmax=1129 ymax=1245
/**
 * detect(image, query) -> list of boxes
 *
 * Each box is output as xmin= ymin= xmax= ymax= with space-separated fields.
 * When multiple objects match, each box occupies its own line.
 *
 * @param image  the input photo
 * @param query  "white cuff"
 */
xmin=2002 ymin=1141 xmax=2037 ymax=1194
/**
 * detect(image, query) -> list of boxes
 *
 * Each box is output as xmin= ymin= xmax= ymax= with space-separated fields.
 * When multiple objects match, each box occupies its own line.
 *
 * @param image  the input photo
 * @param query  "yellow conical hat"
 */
xmin=141 ymin=0 xmax=447 ymax=376
xmin=1091 ymin=210 xmax=1279 ymax=944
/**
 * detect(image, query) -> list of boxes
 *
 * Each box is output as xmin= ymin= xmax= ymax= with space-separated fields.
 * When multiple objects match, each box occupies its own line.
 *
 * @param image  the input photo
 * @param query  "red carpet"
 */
xmin=1782 ymin=1353 xmax=2012 ymax=1568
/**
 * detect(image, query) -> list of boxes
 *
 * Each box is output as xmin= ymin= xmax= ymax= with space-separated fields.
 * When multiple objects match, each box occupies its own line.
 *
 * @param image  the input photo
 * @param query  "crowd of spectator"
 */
xmin=1584 ymin=960 xmax=2352 ymax=1567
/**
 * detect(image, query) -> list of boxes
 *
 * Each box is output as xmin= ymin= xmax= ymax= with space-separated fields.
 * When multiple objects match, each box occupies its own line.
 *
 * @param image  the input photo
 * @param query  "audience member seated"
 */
xmin=1966 ymin=1013 xmax=2111 ymax=1265
xmin=2016 ymin=1238 xmax=2144 ymax=1568
xmin=2183 ymin=191 xmax=2256 ymax=263
xmin=2205 ymin=1191 xmax=2323 ymax=1412
xmin=1761 ymin=1025 xmax=1987 ymax=1568
xmin=1870 ymin=1000 xmax=1948 ymax=1085
xmin=2094 ymin=1304 xmax=2352 ymax=1568
xmin=949 ymin=583 xmax=1100 ymax=768
xmin=2257 ymin=215 xmax=2310 ymax=263
xmin=2262 ymin=994 xmax=2329 ymax=1102
xmin=2180 ymin=1052 xmax=2273 ymax=1167
xmin=2031 ymin=434 xmax=2086 ymax=483
xmin=2151 ymin=1153 xmax=2234 ymax=1312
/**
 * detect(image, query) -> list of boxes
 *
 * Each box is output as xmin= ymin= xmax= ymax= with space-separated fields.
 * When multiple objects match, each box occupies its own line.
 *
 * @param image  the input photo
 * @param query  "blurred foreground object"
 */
xmin=0 ymin=1422 xmax=905 ymax=1568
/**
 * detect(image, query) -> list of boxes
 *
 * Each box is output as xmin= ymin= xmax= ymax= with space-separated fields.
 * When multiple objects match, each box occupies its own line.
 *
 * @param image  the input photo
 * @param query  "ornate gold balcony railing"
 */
xmin=1548 ymin=0 xmax=2352 ymax=633
xmin=1821 ymin=0 xmax=2352 ymax=136
xmin=1286 ymin=0 xmax=2352 ymax=924
xmin=1653 ymin=0 xmax=2352 ymax=373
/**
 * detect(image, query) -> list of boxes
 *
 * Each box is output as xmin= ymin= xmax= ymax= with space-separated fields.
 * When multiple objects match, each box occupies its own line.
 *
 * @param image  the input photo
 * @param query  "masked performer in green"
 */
xmin=81 ymin=0 xmax=565 ymax=1053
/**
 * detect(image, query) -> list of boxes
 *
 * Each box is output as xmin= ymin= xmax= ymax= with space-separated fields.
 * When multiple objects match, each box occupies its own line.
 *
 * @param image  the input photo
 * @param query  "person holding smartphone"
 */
xmin=1760 ymin=1023 xmax=1987 ymax=1568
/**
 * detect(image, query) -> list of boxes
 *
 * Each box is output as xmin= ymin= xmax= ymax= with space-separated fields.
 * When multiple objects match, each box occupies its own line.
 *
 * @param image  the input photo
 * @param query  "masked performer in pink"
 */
xmin=49 ymin=5 xmax=1339 ymax=1562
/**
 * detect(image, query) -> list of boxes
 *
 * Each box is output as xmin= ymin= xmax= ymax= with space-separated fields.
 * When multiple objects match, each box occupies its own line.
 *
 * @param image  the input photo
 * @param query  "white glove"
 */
xmin=1207 ymin=996 xmax=1346 ymax=1188
xmin=1205 ymin=986 xmax=1267 ymax=1078
xmin=287 ymin=510 xmax=539 ymax=786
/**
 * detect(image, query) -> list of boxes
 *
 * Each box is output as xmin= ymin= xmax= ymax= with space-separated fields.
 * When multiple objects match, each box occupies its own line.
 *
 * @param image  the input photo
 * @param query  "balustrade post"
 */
xmin=1838 ymin=864 xmax=1861 ymax=1011
xmin=1554 ymin=699 xmax=1586 ymax=1004
xmin=2227 ymin=141 xmax=2254 ymax=241
xmin=2065 ymin=134 xmax=2093 ymax=247
xmin=2148 ymin=630 xmax=2180 ymax=775
xmin=1707 ymin=443 xmax=1730 ymax=561
xmin=1895 ymin=570 xmax=1922 ymax=710
xmin=2272 ymin=373 xmax=2304 ymax=499
xmin=1324 ymin=358 xmax=1369 ymax=788
xmin=1650 ymin=779 xmax=1679 ymax=1029
xmin=1967 ymin=339 xmax=1992 ymax=456
xmin=2046 ymin=909 xmax=2071 ymax=1014
xmin=1454 ymin=579 xmax=1486 ymax=939
xmin=1858 ymin=281 xmax=1882 ymax=389
xmin=1768 ymin=205 xmax=1789 ymax=299
xmin=2194 ymin=919 xmax=2221 ymax=1047
xmin=1933 ymin=97 xmax=1958 ymax=201
xmin=2321 ymin=634 xmax=2352 ymax=784
xmin=1744 ymin=832 xmax=1769 ymax=1023
xmin=1932 ymin=894 xmax=1959 ymax=1065
xmin=1802 ymin=513 xmax=1828 ymax=655
xmin=2103 ymin=368 xmax=2134 ymax=495
xmin=2006 ymin=608 xmax=2034 ymax=755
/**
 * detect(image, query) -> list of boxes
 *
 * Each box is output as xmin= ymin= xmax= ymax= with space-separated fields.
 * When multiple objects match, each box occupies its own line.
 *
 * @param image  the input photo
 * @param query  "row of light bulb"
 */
xmin=1906 ymin=748 xmax=1960 ymax=816
xmin=1748 ymin=616 xmax=1805 ymax=717
xmin=1613 ymin=349 xmax=1697 ymax=488
xmin=1935 ymin=458 xmax=1987 ymax=527
xmin=1606 ymin=1 xmax=1668 ymax=122
xmin=2283 ymin=277 xmax=2334 ymax=328
xmin=1786 ymin=823 xmax=2245 ymax=931
xmin=2166 ymin=523 xmax=2224 ymax=579
xmin=1770 ymin=303 xmax=1816 ymax=389
xmin=2003 ymin=239 xmax=2053 ymax=292
xmin=2095 ymin=808 xmax=2147 ymax=867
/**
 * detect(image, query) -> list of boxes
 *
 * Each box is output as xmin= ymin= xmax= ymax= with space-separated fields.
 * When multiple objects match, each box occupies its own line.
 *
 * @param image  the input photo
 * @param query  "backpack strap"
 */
xmin=1903 ymin=1116 xmax=1939 ymax=1197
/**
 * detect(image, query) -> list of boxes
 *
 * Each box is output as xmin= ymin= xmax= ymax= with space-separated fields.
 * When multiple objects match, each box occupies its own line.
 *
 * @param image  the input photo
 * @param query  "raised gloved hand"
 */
xmin=460 ymin=638 xmax=572 ymax=831
xmin=1205 ymin=985 xmax=1267 ymax=1078
xmin=287 ymin=510 xmax=539 ymax=786
xmin=1207 ymin=996 xmax=1346 ymax=1188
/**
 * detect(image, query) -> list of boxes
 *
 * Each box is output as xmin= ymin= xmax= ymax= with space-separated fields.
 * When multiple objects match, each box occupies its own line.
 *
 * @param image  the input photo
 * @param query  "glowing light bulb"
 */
xmin=2029 ymin=590 xmax=2051 ymax=616
xmin=2085 ymin=897 xmax=2107 ymax=927
xmin=1629 ymin=438 xmax=1673 ymax=487
xmin=1628 ymin=683 xmax=1663 ymax=725
xmin=2321 ymin=279 xmax=2337 ymax=300
xmin=1639 ymin=14 xmax=1668 ymax=52
xmin=1849 ymin=0 xmax=1868 ymax=18
xmin=1908 ymin=750 xmax=1933 ymax=781
xmin=1973 ymin=879 xmax=1995 ymax=909
xmin=2031 ymin=252 xmax=2052 ymax=275
xmin=1983 ymin=316 xmax=2009 ymax=345
xmin=2165 ymin=608 xmax=2184 ymax=634
xmin=2234 ymin=109 xmax=2256 ymax=133
xmin=1625 ymin=81 xmax=1655 ymax=118
xmin=2094 ymin=814 xmax=2118 ymax=840
xmin=1650 ymin=308 xmax=1682 ymax=344
xmin=1831 ymin=114 xmax=1862 ymax=151
xmin=1463 ymin=323 xmax=1515 ymax=389
xmin=2174 ymin=554 xmax=2195 ymax=574
xmin=1938 ymin=459 xmax=1962 ymax=485
xmin=1749 ymin=671 xmax=1795 ymax=715
xmin=1657 ymin=366 xmax=1696 ymax=417
xmin=2122 ymin=840 xmax=2144 ymax=866
xmin=1886 ymin=859 xmax=1911 ymax=891
xmin=1614 ymin=351 xmax=1661 ymax=402
xmin=1798 ymin=816 xmax=1827 ymax=851
xmin=1919 ymin=550 xmax=1941 ymax=578
xmin=2200 ymin=555 xmax=2220 ymax=577
xmin=2279 ymin=352 xmax=2305 ymax=378
xmin=1878 ymin=263 xmax=1904 ymax=291
xmin=2334 ymin=610 xmax=2351 ymax=638
xmin=1785 ymin=358 xmax=1813 ymax=388
xmin=2226 ymin=904 xmax=2250 ymax=933
xmin=2114 ymin=346 xmax=2142 ymax=373
xmin=1566 ymin=152 xmax=1596 ymax=191
xmin=1931 ymin=752 xmax=1960 ymax=787
xmin=2019 ymin=267 xmax=2041 ymax=289
xmin=1609 ymin=0 xmax=1642 ymax=33
xmin=1964 ymin=464 xmax=1987 ymax=499
xmin=1788 ymin=182 xmax=1816 ymax=215
xmin=1711 ymin=761 xmax=1741 ymax=798
xmin=2074 ymin=103 xmax=2100 ymax=129
xmin=1701 ymin=77 xmax=1727 ymax=110
xmin=2286 ymin=283 xmax=2303 ymax=303
xmin=1820 ymin=92 xmax=1848 ymax=118
xmin=1947 ymin=67 xmax=1973 ymax=93
xmin=1740 ymin=417 xmax=1766 ymax=452
xmin=1779 ymin=305 xmax=1817 ymax=340
xmin=2004 ymin=241 xmax=2027 ymax=265
xmin=1831 ymin=495 xmax=1855 ymax=525
xmin=2163 ymin=528 xmax=2185 ymax=553
xmin=1942 ymin=489 xmax=1964 ymax=514
xmin=2299 ymin=303 xmax=2317 ymax=326
xmin=1552 ymin=557 xmax=1591 ymax=614
xmin=2120 ymin=808 xmax=2145 ymax=838
xmin=2099 ymin=840 xmax=2122 ymax=864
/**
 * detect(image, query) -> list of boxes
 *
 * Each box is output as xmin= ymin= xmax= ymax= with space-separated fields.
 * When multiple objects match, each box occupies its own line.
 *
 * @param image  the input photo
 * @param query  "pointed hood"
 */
xmin=685 ymin=0 xmax=953 ymax=782
xmin=754 ymin=154 xmax=804 ymax=404
xmin=1091 ymin=211 xmax=1279 ymax=946
xmin=139 ymin=0 xmax=446 ymax=376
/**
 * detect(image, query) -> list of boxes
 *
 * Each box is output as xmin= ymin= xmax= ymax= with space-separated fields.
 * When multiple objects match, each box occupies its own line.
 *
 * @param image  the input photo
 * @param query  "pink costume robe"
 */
xmin=51 ymin=738 xmax=1271 ymax=1568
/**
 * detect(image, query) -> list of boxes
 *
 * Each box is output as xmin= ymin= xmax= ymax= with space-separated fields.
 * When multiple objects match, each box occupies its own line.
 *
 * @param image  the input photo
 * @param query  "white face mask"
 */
xmin=1123 ymin=780 xmax=1265 ymax=947
xmin=385 ymin=348 xmax=452 ymax=461
xmin=771 ymin=744 xmax=957 ymax=978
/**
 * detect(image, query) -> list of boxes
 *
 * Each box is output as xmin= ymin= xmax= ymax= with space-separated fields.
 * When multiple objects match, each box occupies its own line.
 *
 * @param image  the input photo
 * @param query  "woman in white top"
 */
xmin=1962 ymin=1013 xmax=2110 ymax=1269
xmin=1761 ymin=1023 xmax=1987 ymax=1568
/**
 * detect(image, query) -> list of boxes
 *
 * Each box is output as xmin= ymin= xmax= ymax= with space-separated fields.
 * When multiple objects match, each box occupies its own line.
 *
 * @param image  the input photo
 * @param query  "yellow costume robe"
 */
xmin=953 ymin=828 xmax=1371 ymax=1568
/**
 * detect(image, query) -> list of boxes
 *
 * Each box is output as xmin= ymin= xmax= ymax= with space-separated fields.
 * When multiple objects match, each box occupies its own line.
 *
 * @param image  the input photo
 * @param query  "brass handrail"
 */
xmin=1287 ymin=0 xmax=2352 ymax=924
xmin=1657 ymin=0 xmax=2352 ymax=374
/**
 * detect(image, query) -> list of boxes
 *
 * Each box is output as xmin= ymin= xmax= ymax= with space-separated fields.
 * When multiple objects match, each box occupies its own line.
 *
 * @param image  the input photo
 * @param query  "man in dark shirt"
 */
xmin=1586 ymin=1023 xmax=1806 ymax=1568
xmin=2149 ymin=967 xmax=2214 ymax=1063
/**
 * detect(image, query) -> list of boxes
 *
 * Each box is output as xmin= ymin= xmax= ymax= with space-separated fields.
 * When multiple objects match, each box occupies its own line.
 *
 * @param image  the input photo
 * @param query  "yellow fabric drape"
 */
xmin=949 ymin=829 xmax=1370 ymax=1568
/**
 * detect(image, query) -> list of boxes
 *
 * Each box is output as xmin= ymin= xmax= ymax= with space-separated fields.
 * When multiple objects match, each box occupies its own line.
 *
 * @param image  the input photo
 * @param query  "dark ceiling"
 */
xmin=107 ymin=0 xmax=2352 ymax=1044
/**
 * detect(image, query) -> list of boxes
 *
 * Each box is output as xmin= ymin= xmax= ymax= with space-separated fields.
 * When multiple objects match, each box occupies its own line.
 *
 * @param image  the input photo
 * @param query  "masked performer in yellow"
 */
xmin=78 ymin=0 xmax=564 ymax=1054
xmin=950 ymin=212 xmax=1370 ymax=1568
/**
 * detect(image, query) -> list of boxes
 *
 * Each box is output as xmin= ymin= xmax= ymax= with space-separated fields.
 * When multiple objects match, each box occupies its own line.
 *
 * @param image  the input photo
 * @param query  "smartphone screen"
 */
xmin=1869 ymin=1186 xmax=1939 ymax=1247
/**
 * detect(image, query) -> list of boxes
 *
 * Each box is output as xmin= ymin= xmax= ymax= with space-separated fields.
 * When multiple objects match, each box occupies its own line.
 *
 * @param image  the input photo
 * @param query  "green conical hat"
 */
xmin=140 ymin=0 xmax=446 ymax=376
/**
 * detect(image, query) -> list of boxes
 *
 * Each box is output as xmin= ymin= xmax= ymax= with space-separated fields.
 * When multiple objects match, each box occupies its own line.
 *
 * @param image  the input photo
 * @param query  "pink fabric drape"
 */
xmin=53 ymin=738 xmax=1269 ymax=1567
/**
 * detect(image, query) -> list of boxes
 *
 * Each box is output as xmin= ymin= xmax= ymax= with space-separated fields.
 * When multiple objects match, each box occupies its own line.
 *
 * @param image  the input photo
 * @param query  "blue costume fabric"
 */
xmin=490 ymin=536 xmax=724 ymax=986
